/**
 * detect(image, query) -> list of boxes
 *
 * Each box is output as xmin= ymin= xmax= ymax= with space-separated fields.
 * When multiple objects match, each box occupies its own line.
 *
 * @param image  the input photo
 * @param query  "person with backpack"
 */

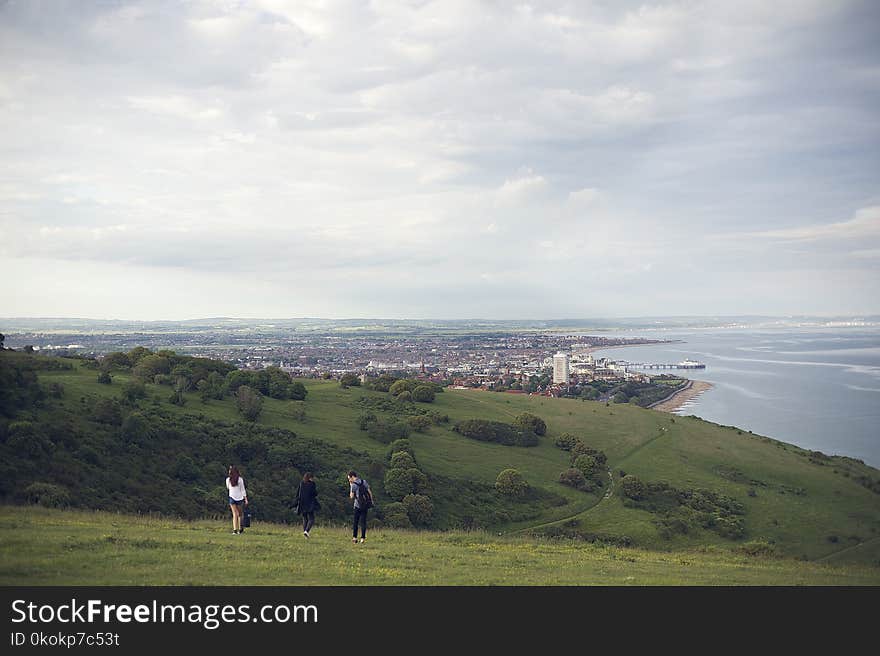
xmin=347 ymin=470 xmax=373 ymax=544
xmin=226 ymin=465 xmax=248 ymax=535
xmin=293 ymin=472 xmax=320 ymax=538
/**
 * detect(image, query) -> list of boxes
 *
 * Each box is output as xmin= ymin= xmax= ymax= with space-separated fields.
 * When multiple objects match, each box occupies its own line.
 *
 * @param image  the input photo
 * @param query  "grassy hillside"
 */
xmin=2 ymin=507 xmax=878 ymax=585
xmin=2 ymin=351 xmax=880 ymax=569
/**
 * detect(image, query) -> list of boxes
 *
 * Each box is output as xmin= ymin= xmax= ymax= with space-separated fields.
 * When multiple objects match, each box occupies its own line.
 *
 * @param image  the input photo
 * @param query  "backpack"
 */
xmin=356 ymin=479 xmax=373 ymax=510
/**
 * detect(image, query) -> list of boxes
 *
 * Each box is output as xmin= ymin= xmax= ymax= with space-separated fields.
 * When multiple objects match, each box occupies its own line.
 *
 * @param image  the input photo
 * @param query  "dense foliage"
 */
xmin=452 ymin=419 xmax=540 ymax=447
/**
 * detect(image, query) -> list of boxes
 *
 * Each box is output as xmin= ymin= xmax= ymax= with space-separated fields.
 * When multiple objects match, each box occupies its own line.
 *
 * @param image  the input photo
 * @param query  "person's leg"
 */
xmin=306 ymin=512 xmax=315 ymax=533
xmin=359 ymin=508 xmax=367 ymax=539
xmin=352 ymin=508 xmax=360 ymax=538
xmin=230 ymin=504 xmax=239 ymax=532
xmin=302 ymin=513 xmax=309 ymax=532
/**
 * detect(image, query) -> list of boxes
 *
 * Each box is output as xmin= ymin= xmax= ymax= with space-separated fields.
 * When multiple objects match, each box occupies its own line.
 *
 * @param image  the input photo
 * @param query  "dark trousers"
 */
xmin=352 ymin=507 xmax=367 ymax=538
xmin=302 ymin=512 xmax=315 ymax=533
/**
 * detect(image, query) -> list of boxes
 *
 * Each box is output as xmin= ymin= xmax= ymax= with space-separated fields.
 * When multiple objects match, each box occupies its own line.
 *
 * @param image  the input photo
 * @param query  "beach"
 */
xmin=649 ymin=380 xmax=714 ymax=413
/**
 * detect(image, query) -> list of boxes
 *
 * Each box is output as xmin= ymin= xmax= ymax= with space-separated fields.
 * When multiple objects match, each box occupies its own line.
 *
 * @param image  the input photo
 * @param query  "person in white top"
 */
xmin=226 ymin=465 xmax=248 ymax=534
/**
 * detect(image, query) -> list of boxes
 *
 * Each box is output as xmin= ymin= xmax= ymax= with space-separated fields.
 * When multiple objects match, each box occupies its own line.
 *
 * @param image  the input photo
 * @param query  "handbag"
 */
xmin=241 ymin=507 xmax=252 ymax=528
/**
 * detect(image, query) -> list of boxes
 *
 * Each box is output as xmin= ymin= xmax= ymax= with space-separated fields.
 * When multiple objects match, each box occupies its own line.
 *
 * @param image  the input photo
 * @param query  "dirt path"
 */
xmin=815 ymin=534 xmax=880 ymax=563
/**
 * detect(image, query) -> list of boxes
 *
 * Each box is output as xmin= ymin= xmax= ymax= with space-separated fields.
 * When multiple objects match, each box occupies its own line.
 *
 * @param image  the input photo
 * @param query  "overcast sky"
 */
xmin=1 ymin=0 xmax=879 ymax=320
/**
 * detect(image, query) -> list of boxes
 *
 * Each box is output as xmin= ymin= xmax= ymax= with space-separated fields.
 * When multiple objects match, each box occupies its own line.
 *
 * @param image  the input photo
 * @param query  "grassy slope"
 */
xmin=2 ymin=507 xmax=878 ymax=586
xmin=32 ymin=360 xmax=880 ymax=566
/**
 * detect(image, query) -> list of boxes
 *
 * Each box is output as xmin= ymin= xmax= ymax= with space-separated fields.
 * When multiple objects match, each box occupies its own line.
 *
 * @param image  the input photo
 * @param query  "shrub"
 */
xmin=24 ymin=482 xmax=70 ymax=507
xmin=514 ymin=412 xmax=546 ymax=436
xmin=96 ymin=371 xmax=113 ymax=384
xmin=621 ymin=475 xmax=646 ymax=500
xmin=386 ymin=438 xmax=414 ymax=461
xmin=495 ymin=469 xmax=529 ymax=497
xmin=48 ymin=382 xmax=65 ymax=398
xmin=121 ymin=380 xmax=147 ymax=403
xmin=570 ymin=442 xmax=607 ymax=466
xmin=236 ymin=386 xmax=263 ymax=422
xmin=411 ymin=385 xmax=436 ymax=403
xmin=559 ymin=468 xmax=587 ymax=490
xmin=382 ymin=502 xmax=413 ymax=528
xmin=357 ymin=412 xmax=378 ymax=430
xmin=92 ymin=398 xmax=122 ymax=425
xmin=121 ymin=412 xmax=151 ymax=443
xmin=389 ymin=380 xmax=414 ymax=396
xmin=407 ymin=415 xmax=432 ymax=432
xmin=453 ymin=419 xmax=539 ymax=447
xmin=384 ymin=467 xmax=426 ymax=500
xmin=340 ymin=373 xmax=361 ymax=388
xmin=736 ymin=540 xmax=776 ymax=557
xmin=573 ymin=454 xmax=598 ymax=477
xmin=396 ymin=390 xmax=412 ymax=402
xmin=428 ymin=411 xmax=449 ymax=424
xmin=402 ymin=494 xmax=434 ymax=527
xmin=389 ymin=451 xmax=416 ymax=470
xmin=555 ymin=433 xmax=579 ymax=450
xmin=367 ymin=420 xmax=410 ymax=444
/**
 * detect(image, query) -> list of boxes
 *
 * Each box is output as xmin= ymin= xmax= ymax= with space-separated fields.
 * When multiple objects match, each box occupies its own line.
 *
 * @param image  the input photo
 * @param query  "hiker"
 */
xmin=294 ymin=472 xmax=320 ymax=538
xmin=226 ymin=465 xmax=248 ymax=535
xmin=347 ymin=470 xmax=373 ymax=543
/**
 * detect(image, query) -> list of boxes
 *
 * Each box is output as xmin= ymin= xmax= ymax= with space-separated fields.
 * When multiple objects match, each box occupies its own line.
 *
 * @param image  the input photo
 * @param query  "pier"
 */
xmin=621 ymin=360 xmax=706 ymax=370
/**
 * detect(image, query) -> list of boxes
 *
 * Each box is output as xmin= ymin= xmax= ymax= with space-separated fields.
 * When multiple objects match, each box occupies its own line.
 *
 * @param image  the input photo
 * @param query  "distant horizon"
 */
xmin=3 ymin=313 xmax=879 ymax=324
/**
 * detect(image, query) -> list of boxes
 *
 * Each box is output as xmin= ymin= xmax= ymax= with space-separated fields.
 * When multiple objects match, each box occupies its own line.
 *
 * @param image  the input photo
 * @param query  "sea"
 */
xmin=590 ymin=326 xmax=880 ymax=468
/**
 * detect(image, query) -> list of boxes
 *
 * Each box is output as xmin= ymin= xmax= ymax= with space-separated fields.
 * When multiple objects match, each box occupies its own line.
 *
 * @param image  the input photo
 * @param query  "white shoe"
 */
xmin=304 ymin=531 xmax=309 ymax=538
xmin=359 ymin=537 xmax=365 ymax=543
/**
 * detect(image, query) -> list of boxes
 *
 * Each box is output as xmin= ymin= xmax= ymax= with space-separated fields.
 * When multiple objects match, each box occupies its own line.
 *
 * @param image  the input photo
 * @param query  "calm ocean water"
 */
xmin=591 ymin=327 xmax=880 ymax=468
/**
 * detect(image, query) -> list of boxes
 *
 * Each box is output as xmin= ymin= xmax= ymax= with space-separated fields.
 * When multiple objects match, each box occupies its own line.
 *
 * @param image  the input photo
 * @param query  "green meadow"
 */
xmin=3 ymin=351 xmax=880 ymax=584
xmin=2 ymin=507 xmax=878 ymax=585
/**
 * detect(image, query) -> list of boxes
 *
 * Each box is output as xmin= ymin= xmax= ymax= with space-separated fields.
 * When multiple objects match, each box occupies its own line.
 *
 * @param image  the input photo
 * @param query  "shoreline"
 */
xmin=650 ymin=380 xmax=714 ymax=413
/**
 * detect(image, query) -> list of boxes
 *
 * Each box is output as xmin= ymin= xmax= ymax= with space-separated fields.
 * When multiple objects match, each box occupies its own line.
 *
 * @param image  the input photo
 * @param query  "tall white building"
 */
xmin=552 ymin=352 xmax=570 ymax=384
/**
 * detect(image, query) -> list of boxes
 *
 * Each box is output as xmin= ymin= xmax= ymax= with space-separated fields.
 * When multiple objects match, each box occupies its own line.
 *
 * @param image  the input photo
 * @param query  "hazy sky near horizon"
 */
xmin=1 ymin=0 xmax=879 ymax=320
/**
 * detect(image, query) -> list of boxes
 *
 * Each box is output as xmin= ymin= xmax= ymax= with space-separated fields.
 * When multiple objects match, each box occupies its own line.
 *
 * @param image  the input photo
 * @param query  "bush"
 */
xmin=495 ymin=469 xmax=529 ymax=497
xmin=24 ymin=482 xmax=70 ymax=507
xmin=386 ymin=438 xmax=414 ymax=461
xmin=92 ymin=398 xmax=122 ymax=425
xmin=621 ymin=475 xmax=645 ymax=500
xmin=514 ymin=412 xmax=546 ymax=436
xmin=236 ymin=385 xmax=263 ymax=422
xmin=555 ymin=433 xmax=579 ymax=450
xmin=340 ymin=373 xmax=361 ymax=388
xmin=396 ymin=390 xmax=412 ymax=402
xmin=573 ymin=454 xmax=598 ymax=477
xmin=407 ymin=415 xmax=432 ymax=432
xmin=570 ymin=442 xmax=607 ymax=466
xmin=453 ymin=419 xmax=539 ymax=447
xmin=402 ymin=494 xmax=434 ymax=527
xmin=384 ymin=467 xmax=427 ymax=500
xmin=559 ymin=468 xmax=587 ymax=490
xmin=121 ymin=412 xmax=151 ymax=444
xmin=357 ymin=412 xmax=378 ymax=430
xmin=389 ymin=451 xmax=416 ymax=470
xmin=382 ymin=502 xmax=413 ymax=528
xmin=96 ymin=371 xmax=113 ymax=384
xmin=411 ymin=385 xmax=436 ymax=403
xmin=121 ymin=380 xmax=147 ymax=403
xmin=427 ymin=411 xmax=449 ymax=424
xmin=367 ymin=420 xmax=410 ymax=444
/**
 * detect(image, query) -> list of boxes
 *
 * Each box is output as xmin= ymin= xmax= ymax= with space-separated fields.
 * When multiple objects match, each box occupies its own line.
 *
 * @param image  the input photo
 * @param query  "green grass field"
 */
xmin=2 ymin=507 xmax=878 ymax=585
xmin=7 ymin=353 xmax=880 ymax=582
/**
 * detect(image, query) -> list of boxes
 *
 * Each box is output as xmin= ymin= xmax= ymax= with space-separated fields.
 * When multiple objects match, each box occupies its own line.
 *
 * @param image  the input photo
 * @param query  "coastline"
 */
xmin=650 ymin=380 xmax=714 ymax=413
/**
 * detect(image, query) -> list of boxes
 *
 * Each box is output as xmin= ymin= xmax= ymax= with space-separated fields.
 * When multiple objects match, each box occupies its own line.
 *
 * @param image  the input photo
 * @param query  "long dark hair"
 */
xmin=303 ymin=472 xmax=313 ymax=483
xmin=228 ymin=465 xmax=240 ymax=487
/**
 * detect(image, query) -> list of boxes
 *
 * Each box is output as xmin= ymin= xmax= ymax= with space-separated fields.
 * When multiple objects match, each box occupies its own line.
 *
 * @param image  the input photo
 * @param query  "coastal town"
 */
xmin=3 ymin=321 xmax=709 ymax=409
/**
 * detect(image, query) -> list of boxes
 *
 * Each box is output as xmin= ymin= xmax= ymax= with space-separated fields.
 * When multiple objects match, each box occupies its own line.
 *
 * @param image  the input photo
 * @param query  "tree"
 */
xmin=236 ymin=385 xmax=263 ymax=422
xmin=559 ymin=468 xmax=587 ymax=490
xmin=92 ymin=398 xmax=122 ymax=425
xmin=121 ymin=380 xmax=146 ymax=404
xmin=407 ymin=415 xmax=432 ymax=432
xmin=495 ymin=469 xmax=529 ymax=497
xmin=384 ymin=467 xmax=427 ymax=500
xmin=555 ymin=433 xmax=579 ymax=451
xmin=0 ymin=333 xmax=4 ymax=349
xmin=612 ymin=392 xmax=629 ymax=404
xmin=96 ymin=371 xmax=113 ymax=384
xmin=386 ymin=438 xmax=414 ymax=461
xmin=382 ymin=502 xmax=413 ymax=528
xmin=573 ymin=454 xmax=598 ymax=478
xmin=402 ymin=494 xmax=434 ymax=527
xmin=389 ymin=451 xmax=416 ymax=470
xmin=340 ymin=373 xmax=361 ymax=389
xmin=514 ymin=412 xmax=546 ymax=436
xmin=411 ymin=385 xmax=435 ymax=403
xmin=621 ymin=475 xmax=645 ymax=500
xmin=121 ymin=411 xmax=151 ymax=444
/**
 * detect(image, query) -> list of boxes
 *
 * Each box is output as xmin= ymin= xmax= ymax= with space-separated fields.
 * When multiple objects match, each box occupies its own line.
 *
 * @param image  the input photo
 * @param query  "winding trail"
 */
xmin=506 ymin=427 xmax=670 ymax=536
xmin=815 ymin=535 xmax=880 ymax=563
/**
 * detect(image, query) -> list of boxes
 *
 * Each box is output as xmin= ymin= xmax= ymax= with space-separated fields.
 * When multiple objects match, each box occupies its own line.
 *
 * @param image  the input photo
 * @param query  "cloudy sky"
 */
xmin=1 ymin=0 xmax=878 ymax=320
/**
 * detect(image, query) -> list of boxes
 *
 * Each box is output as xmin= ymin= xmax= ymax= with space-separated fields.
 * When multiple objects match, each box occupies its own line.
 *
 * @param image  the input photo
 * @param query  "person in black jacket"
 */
xmin=294 ymin=472 xmax=320 ymax=538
